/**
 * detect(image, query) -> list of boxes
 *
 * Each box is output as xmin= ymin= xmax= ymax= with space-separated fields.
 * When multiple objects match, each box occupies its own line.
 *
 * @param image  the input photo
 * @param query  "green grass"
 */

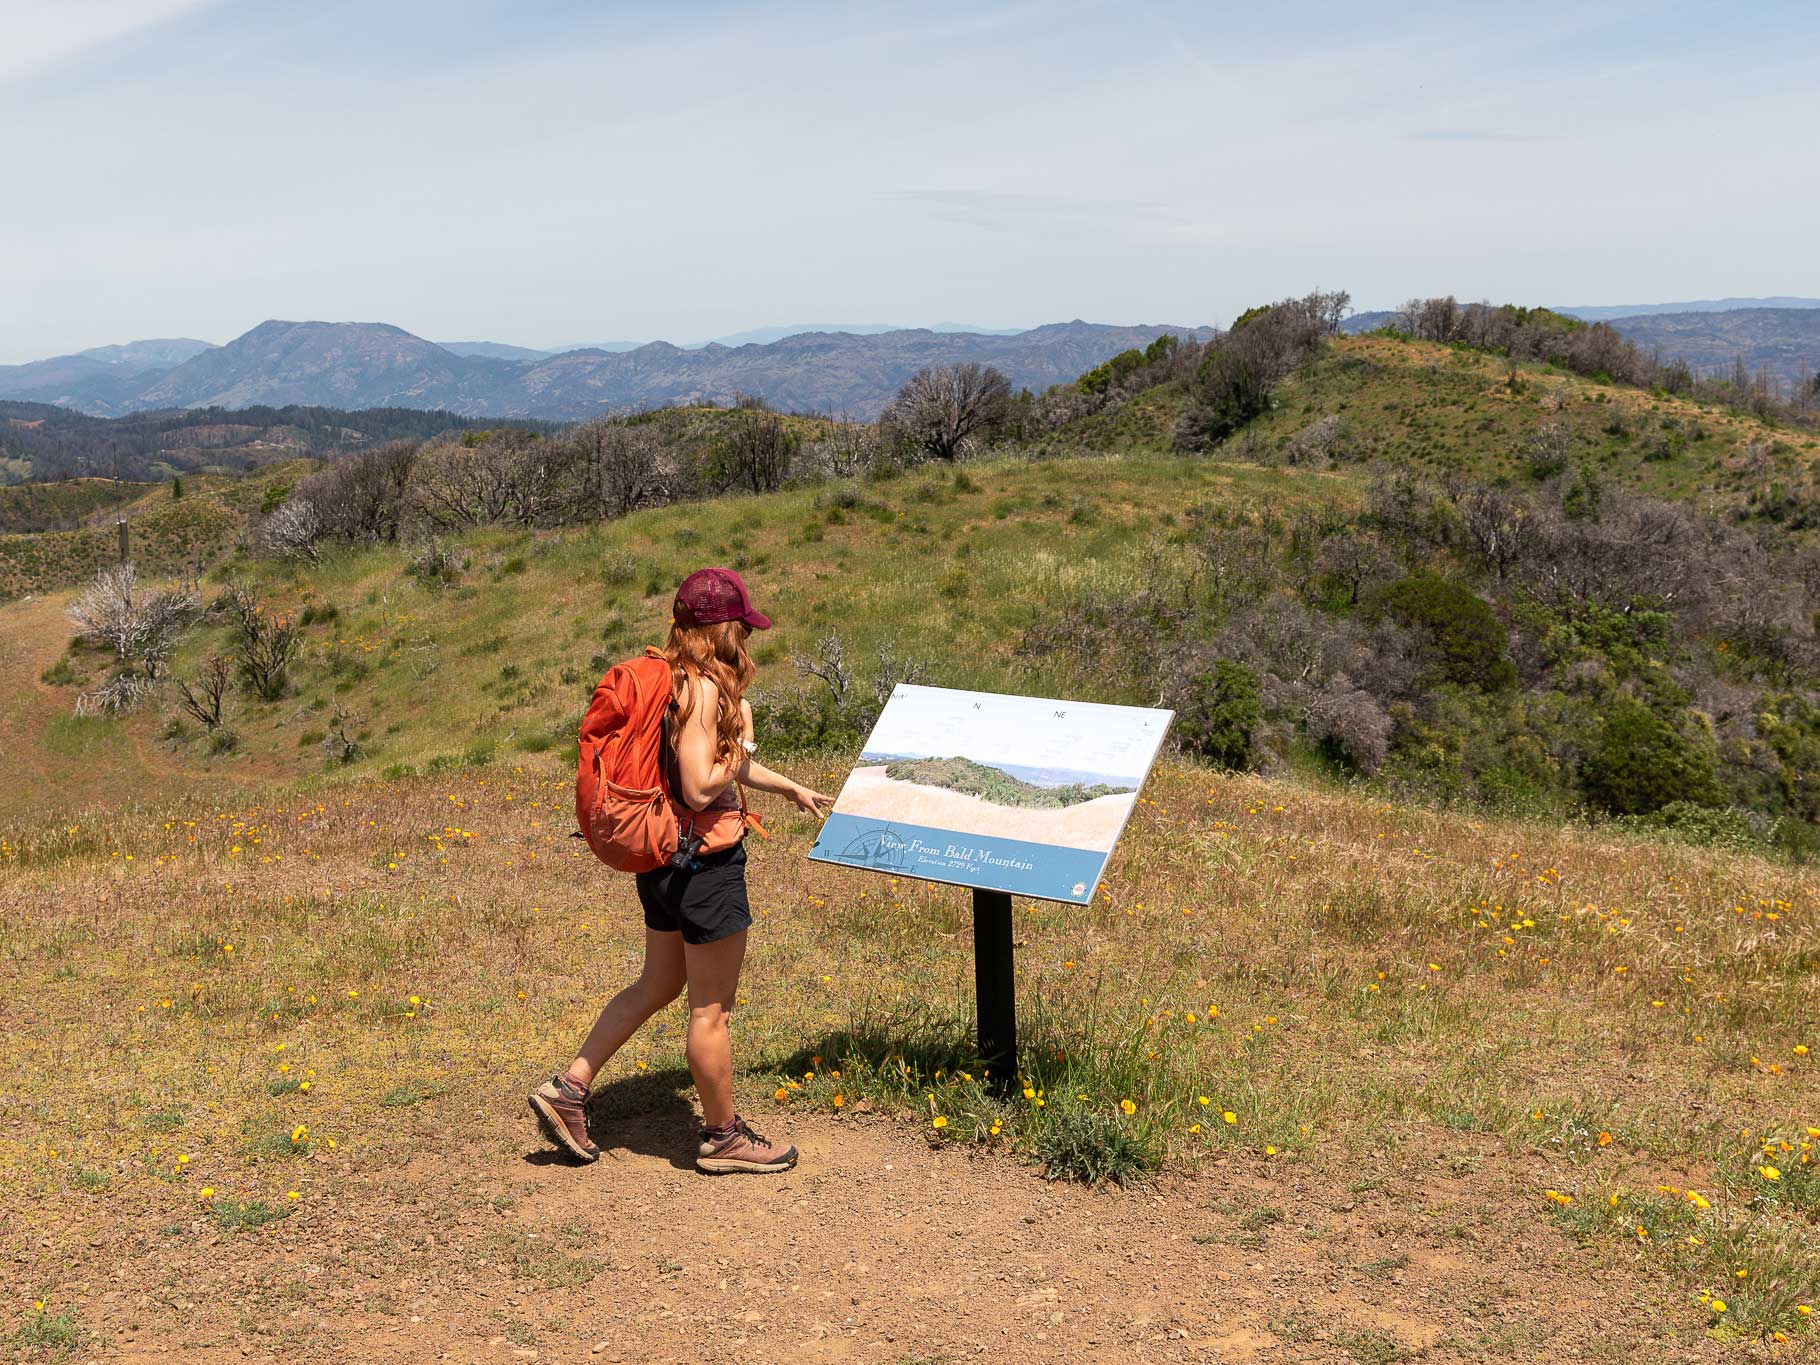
xmin=42 ymin=713 xmax=119 ymax=757
xmin=0 ymin=477 xmax=156 ymax=533
xmin=1236 ymin=337 xmax=1819 ymax=512
xmin=208 ymin=1198 xmax=292 ymax=1232
xmin=379 ymin=1082 xmax=438 ymax=1108
xmin=11 ymin=1306 xmax=82 ymax=1356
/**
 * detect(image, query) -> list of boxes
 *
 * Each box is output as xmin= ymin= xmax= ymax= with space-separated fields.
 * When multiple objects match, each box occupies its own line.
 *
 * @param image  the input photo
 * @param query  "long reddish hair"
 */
xmin=662 ymin=618 xmax=754 ymax=765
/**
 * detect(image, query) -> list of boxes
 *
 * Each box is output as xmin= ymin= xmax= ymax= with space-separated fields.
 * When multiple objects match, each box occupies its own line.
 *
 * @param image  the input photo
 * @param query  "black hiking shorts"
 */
xmin=635 ymin=841 xmax=752 ymax=945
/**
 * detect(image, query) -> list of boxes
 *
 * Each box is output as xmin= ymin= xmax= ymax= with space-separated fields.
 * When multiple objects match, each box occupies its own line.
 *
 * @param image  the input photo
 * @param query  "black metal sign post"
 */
xmin=972 ymin=888 xmax=1016 ymax=1094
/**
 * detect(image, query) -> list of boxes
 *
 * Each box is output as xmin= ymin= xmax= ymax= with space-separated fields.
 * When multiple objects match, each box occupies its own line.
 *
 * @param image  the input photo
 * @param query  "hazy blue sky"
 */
xmin=3 ymin=0 xmax=1816 ymax=361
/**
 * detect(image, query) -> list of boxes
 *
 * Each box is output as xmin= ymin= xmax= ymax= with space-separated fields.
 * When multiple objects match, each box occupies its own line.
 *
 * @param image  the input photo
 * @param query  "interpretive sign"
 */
xmin=808 ymin=684 xmax=1173 ymax=905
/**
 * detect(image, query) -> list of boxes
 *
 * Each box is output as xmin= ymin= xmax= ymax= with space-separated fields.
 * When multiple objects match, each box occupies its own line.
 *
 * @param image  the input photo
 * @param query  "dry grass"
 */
xmin=2 ymin=756 xmax=1815 ymax=1347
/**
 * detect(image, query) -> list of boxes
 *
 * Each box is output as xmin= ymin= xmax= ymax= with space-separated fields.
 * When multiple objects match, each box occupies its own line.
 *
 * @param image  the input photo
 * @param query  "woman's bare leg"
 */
xmin=683 ymin=929 xmax=748 ymax=1129
xmin=564 ymin=927 xmax=687 ymax=1087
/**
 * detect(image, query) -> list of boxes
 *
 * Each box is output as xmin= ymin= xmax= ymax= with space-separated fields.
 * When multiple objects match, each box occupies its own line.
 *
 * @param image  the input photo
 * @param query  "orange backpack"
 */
xmin=574 ymin=647 xmax=757 ymax=872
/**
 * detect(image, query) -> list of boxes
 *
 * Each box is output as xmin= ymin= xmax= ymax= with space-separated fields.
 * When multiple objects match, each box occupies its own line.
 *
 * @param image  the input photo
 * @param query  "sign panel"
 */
xmin=808 ymin=684 xmax=1173 ymax=904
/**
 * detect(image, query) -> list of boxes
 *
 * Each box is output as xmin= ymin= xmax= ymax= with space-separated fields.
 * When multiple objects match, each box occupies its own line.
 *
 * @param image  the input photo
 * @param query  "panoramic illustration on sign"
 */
xmin=808 ymin=684 xmax=1173 ymax=904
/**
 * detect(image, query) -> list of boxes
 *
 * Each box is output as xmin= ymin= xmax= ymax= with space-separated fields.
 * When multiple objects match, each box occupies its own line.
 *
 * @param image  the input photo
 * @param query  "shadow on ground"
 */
xmin=523 ymin=1065 xmax=700 ymax=1171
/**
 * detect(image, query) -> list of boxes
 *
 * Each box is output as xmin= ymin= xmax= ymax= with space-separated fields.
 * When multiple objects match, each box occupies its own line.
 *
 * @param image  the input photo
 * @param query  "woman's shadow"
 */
xmin=523 ymin=1065 xmax=700 ymax=1171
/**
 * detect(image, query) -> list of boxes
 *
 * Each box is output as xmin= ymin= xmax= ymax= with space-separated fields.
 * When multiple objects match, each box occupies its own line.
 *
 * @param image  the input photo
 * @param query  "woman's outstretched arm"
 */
xmin=672 ymin=679 xmax=833 ymax=815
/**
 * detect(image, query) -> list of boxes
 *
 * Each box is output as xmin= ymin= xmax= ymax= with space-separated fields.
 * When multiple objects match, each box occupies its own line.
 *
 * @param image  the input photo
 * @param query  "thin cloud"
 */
xmin=0 ymin=0 xmax=223 ymax=83
xmin=1407 ymin=129 xmax=1549 ymax=143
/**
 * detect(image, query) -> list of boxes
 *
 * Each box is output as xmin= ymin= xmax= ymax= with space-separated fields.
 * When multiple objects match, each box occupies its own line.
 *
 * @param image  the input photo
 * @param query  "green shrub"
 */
xmin=12 ymin=1306 xmax=82 ymax=1352
xmin=1034 ymin=1109 xmax=1159 ymax=1186
xmin=1380 ymin=575 xmax=1514 ymax=691
xmin=1175 ymin=348 xmax=1270 ymax=450
xmin=1174 ymin=660 xmax=1260 ymax=770
xmin=1077 ymin=348 xmax=1146 ymax=396
xmin=209 ymin=1198 xmax=290 ymax=1232
xmin=600 ymin=550 xmax=639 ymax=584
xmin=1760 ymin=695 xmax=1820 ymax=822
xmin=1582 ymin=699 xmax=1720 ymax=815
xmin=751 ymin=689 xmax=865 ymax=754
xmin=1615 ymin=801 xmax=1756 ymax=852
xmin=1562 ymin=466 xmax=1603 ymax=521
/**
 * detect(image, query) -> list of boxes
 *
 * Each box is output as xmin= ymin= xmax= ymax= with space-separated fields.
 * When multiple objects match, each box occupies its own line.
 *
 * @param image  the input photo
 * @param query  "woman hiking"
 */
xmin=530 ymin=568 xmax=835 ymax=1172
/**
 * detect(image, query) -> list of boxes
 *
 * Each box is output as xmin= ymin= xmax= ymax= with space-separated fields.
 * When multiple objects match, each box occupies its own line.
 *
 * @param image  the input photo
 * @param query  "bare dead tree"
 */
xmin=175 ymin=653 xmax=232 ymax=730
xmin=810 ymin=421 xmax=880 ymax=479
xmin=791 ymin=633 xmax=851 ymax=709
xmin=1520 ymin=490 xmax=1708 ymax=610
xmin=568 ymin=421 xmax=673 ymax=517
xmin=321 ymin=703 xmax=364 ymax=764
xmin=76 ymin=671 xmax=156 ymax=717
xmin=285 ymin=439 xmax=419 ymax=543
xmin=67 ymin=564 xmax=199 ymax=679
xmin=717 ymin=397 xmax=799 ymax=494
xmin=1306 ymin=288 xmax=1352 ymax=336
xmin=879 ymin=363 xmax=1012 ymax=462
xmin=259 ymin=497 xmax=323 ymax=562
xmin=872 ymin=638 xmax=928 ymax=707
xmin=1449 ymin=482 xmax=1537 ymax=582
xmin=408 ymin=431 xmax=562 ymax=529
xmin=1314 ymin=532 xmax=1398 ymax=605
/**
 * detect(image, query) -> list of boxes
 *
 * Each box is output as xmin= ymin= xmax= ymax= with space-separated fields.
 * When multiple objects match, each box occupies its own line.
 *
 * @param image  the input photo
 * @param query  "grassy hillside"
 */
xmin=1061 ymin=334 xmax=1820 ymax=512
xmin=0 ymin=462 xmax=308 ymax=599
xmin=21 ymin=453 xmax=1288 ymax=797
xmin=0 ymin=476 xmax=157 ymax=533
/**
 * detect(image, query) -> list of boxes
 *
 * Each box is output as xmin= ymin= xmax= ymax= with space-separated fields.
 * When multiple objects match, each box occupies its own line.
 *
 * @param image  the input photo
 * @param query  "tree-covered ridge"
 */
xmin=0 ymin=398 xmax=543 ymax=484
xmin=881 ymin=756 xmax=1134 ymax=809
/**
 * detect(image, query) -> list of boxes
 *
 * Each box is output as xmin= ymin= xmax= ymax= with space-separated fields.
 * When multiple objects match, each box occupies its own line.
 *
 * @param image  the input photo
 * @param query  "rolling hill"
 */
xmin=1341 ymin=299 xmax=1820 ymax=398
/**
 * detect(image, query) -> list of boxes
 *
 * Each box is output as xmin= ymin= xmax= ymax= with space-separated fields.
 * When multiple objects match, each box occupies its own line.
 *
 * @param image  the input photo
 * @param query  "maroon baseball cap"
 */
xmin=673 ymin=567 xmax=771 ymax=630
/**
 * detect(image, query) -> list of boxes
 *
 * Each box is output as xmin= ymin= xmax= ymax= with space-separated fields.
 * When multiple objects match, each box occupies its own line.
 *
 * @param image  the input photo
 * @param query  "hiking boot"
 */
xmin=529 ymin=1072 xmax=600 ymax=1163
xmin=697 ymin=1115 xmax=797 ymax=1174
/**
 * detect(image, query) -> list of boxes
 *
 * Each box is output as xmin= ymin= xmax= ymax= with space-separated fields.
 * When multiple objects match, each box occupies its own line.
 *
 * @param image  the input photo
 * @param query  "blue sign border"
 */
xmin=809 ymin=812 xmax=1111 ymax=904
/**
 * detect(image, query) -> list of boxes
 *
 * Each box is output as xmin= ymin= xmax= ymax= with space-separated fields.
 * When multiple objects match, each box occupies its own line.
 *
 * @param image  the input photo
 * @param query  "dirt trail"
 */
xmin=74 ymin=1096 xmax=1708 ymax=1364
xmin=0 ymin=590 xmax=263 ymax=821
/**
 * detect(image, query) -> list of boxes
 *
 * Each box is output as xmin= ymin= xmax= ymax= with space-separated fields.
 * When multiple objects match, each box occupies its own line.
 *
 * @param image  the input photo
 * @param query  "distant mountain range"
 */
xmin=445 ymin=322 xmax=1025 ymax=357
xmin=1554 ymin=296 xmax=1820 ymax=322
xmin=0 ymin=320 xmax=1209 ymax=422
